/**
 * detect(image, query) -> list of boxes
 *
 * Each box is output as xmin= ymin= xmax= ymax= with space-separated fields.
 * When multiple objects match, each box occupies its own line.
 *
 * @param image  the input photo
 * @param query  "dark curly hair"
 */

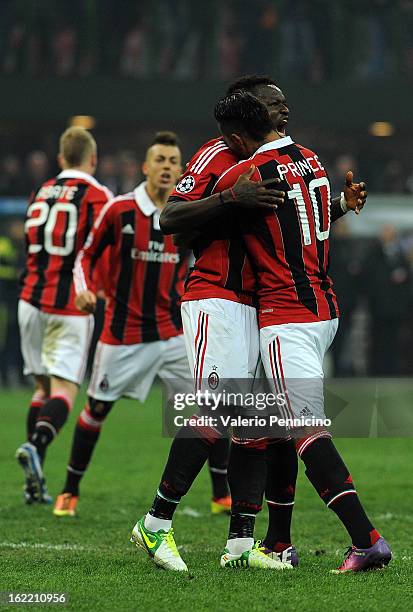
xmin=214 ymin=91 xmax=273 ymax=141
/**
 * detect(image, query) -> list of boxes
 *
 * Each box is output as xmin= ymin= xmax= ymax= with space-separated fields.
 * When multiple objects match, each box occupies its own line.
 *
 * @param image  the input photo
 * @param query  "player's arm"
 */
xmin=331 ymin=171 xmax=368 ymax=222
xmin=73 ymin=202 xmax=116 ymax=313
xmin=160 ymin=166 xmax=284 ymax=235
xmin=172 ymin=231 xmax=201 ymax=249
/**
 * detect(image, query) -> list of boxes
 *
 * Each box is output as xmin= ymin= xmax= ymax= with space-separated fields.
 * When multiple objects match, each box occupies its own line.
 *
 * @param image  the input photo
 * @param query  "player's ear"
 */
xmin=57 ymin=153 xmax=64 ymax=170
xmin=142 ymin=161 xmax=149 ymax=177
xmin=231 ymin=134 xmax=248 ymax=157
xmin=90 ymin=150 xmax=98 ymax=171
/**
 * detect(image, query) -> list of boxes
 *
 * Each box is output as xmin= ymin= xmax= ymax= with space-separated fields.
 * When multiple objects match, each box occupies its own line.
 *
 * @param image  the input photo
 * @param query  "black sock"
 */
xmin=27 ymin=398 xmax=45 ymax=439
xmin=30 ymin=396 xmax=70 ymax=463
xmin=63 ymin=398 xmax=112 ymax=496
xmin=150 ymin=424 xmax=217 ymax=520
xmin=229 ymin=514 xmax=255 ymax=540
xmin=300 ymin=436 xmax=376 ymax=549
xmin=63 ymin=426 xmax=101 ymax=496
xmin=208 ymin=436 xmax=230 ymax=499
xmin=149 ymin=493 xmax=180 ymax=521
xmin=227 ymin=441 xmax=267 ymax=539
xmin=263 ymin=438 xmax=297 ymax=551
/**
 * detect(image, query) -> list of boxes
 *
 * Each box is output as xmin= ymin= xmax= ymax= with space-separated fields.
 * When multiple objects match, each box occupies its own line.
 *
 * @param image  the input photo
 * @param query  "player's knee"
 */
xmin=51 ymin=376 xmax=78 ymax=406
xmin=34 ymin=375 xmax=50 ymax=398
xmin=77 ymin=398 xmax=113 ymax=432
xmin=88 ymin=397 xmax=113 ymax=421
xmin=295 ymin=429 xmax=331 ymax=457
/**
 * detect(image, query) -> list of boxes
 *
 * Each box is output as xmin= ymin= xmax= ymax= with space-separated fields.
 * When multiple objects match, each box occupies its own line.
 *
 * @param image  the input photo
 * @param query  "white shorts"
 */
xmin=18 ymin=299 xmax=94 ymax=385
xmin=181 ymin=298 xmax=259 ymax=392
xmin=87 ymin=334 xmax=190 ymax=402
xmin=260 ymin=319 xmax=338 ymax=422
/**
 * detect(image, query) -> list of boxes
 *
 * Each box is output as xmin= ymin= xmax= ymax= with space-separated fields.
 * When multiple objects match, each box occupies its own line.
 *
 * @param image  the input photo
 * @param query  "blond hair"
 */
xmin=59 ymin=127 xmax=96 ymax=167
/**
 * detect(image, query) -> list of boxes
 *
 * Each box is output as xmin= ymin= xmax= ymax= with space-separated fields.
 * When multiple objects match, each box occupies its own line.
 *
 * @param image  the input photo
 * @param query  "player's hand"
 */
xmin=222 ymin=165 xmax=285 ymax=209
xmin=75 ymin=290 xmax=97 ymax=314
xmin=343 ymin=170 xmax=367 ymax=215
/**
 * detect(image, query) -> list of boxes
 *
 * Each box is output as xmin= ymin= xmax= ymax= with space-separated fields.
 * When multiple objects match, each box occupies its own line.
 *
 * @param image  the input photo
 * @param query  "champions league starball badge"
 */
xmin=176 ymin=175 xmax=195 ymax=194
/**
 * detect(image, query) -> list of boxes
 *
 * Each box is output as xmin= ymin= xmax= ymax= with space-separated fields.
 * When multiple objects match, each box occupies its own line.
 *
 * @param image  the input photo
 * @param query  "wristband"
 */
xmin=220 ymin=189 xmax=236 ymax=205
xmin=340 ymin=191 xmax=348 ymax=213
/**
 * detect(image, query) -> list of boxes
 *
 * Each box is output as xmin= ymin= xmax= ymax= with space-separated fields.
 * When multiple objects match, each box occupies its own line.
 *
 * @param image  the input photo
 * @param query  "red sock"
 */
xmin=370 ymin=529 xmax=381 ymax=546
xmin=273 ymin=541 xmax=291 ymax=553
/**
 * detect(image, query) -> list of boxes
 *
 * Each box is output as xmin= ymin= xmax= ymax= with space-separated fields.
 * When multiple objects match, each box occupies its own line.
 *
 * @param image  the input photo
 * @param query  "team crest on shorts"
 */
xmin=208 ymin=366 xmax=219 ymax=390
xmin=99 ymin=374 xmax=109 ymax=392
xmin=176 ymin=175 xmax=195 ymax=194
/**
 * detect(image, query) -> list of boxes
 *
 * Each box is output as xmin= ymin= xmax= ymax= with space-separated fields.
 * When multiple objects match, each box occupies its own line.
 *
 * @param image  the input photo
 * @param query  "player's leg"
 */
xmin=27 ymin=376 xmax=50 ymax=439
xmin=31 ymin=376 xmax=78 ymax=464
xmin=17 ymin=300 xmax=50 ymax=439
xmin=261 ymin=320 xmax=391 ymax=572
xmin=262 ymin=437 xmax=298 ymax=566
xmin=17 ymin=311 xmax=93 ymax=503
xmin=16 ymin=301 xmax=52 ymax=503
xmin=159 ymin=333 xmax=231 ymax=513
xmin=252 ymin=365 xmax=299 ymax=565
xmin=131 ymin=300 xmax=254 ymax=571
xmin=54 ymin=396 xmax=114 ymax=517
xmin=29 ymin=313 xmax=94 ymax=464
xmin=208 ymin=437 xmax=231 ymax=513
xmin=54 ymin=340 xmax=153 ymax=516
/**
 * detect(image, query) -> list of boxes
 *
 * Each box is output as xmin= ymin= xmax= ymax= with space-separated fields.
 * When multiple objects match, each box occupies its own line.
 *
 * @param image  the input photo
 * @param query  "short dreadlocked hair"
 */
xmin=226 ymin=74 xmax=278 ymax=97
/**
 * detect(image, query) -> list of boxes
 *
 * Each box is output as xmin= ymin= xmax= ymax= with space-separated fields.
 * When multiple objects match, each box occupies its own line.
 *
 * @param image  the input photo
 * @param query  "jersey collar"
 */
xmin=57 ymin=169 xmax=102 ymax=188
xmin=133 ymin=181 xmax=158 ymax=216
xmin=254 ymin=136 xmax=293 ymax=155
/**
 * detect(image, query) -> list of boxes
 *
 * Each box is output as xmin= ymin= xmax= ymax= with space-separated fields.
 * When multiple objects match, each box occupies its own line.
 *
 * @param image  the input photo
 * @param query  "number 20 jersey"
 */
xmin=20 ymin=169 xmax=112 ymax=316
xmin=213 ymin=136 xmax=339 ymax=327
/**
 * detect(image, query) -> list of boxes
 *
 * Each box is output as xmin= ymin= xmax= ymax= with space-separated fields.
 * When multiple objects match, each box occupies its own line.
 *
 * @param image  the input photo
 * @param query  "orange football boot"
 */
xmin=211 ymin=495 xmax=232 ymax=515
xmin=53 ymin=493 xmax=78 ymax=517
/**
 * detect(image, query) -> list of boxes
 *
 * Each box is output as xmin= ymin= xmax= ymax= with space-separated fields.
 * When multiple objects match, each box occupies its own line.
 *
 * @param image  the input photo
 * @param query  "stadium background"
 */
xmin=0 ymin=3 xmax=412 ymax=610
xmin=1 ymin=0 xmax=413 ymax=384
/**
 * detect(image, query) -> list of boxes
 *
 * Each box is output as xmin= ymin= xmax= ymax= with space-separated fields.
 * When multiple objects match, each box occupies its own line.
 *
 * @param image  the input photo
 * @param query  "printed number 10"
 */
xmin=287 ymin=177 xmax=331 ymax=246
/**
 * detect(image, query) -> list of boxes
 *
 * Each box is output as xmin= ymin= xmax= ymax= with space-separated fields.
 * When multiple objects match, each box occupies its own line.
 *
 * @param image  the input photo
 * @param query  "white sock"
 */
xmin=144 ymin=513 xmax=172 ymax=533
xmin=226 ymin=537 xmax=254 ymax=556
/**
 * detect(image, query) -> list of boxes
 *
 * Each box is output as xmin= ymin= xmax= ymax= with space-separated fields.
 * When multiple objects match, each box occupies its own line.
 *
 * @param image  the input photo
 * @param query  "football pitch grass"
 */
xmin=1 ymin=387 xmax=412 ymax=611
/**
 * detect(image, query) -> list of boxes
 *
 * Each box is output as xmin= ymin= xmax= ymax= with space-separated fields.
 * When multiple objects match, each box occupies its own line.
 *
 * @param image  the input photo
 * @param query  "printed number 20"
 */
xmin=25 ymin=201 xmax=78 ymax=256
xmin=287 ymin=177 xmax=331 ymax=246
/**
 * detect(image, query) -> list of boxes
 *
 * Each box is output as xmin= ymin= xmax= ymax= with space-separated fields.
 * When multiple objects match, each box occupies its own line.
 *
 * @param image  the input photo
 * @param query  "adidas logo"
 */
xmin=121 ymin=224 xmax=135 ymax=235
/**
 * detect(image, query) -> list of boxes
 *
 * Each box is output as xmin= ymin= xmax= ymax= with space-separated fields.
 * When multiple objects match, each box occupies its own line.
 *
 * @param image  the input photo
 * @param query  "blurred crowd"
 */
xmin=1 ymin=0 xmax=413 ymax=81
xmin=1 ymin=214 xmax=413 ymax=385
xmin=2 ymin=148 xmax=413 ymax=198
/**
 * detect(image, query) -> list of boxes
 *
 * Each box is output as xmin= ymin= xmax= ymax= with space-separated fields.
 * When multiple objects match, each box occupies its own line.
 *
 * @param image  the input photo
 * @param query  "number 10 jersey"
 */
xmin=20 ymin=169 xmax=113 ymax=316
xmin=213 ymin=136 xmax=339 ymax=328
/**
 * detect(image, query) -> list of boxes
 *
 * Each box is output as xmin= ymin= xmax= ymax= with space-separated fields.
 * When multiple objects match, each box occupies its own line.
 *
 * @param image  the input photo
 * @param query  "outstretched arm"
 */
xmin=160 ymin=165 xmax=284 ymax=234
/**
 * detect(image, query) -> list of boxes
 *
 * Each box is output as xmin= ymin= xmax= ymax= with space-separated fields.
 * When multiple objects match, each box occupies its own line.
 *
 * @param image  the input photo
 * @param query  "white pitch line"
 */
xmin=0 ymin=541 xmax=89 ymax=551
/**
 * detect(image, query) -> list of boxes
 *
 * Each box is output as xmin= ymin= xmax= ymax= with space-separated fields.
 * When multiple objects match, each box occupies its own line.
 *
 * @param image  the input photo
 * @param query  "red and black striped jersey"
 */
xmin=74 ymin=182 xmax=190 ymax=345
xmin=20 ymin=170 xmax=112 ymax=316
xmin=213 ymin=136 xmax=339 ymax=327
xmin=169 ymin=137 xmax=256 ymax=305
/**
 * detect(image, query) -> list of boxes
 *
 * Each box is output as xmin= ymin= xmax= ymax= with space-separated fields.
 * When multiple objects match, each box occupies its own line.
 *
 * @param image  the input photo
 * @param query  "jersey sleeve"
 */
xmin=212 ymin=160 xmax=261 ymax=194
xmin=73 ymin=200 xmax=116 ymax=295
xmin=81 ymin=185 xmax=114 ymax=243
xmin=169 ymin=142 xmax=237 ymax=203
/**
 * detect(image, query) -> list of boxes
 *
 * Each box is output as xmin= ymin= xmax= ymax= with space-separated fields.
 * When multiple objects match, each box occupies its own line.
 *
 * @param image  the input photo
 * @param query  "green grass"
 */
xmin=0 ymin=387 xmax=412 ymax=611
